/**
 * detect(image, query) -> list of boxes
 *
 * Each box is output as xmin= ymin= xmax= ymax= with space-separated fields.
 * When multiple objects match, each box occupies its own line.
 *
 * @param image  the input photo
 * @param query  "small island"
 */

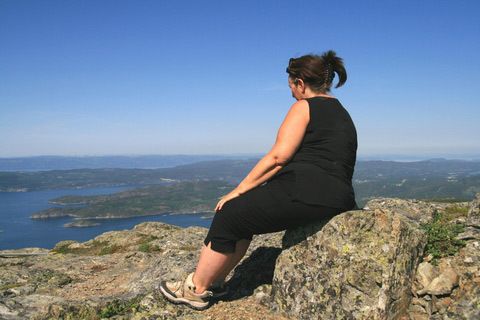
xmin=63 ymin=220 xmax=101 ymax=228
xmin=31 ymin=180 xmax=234 ymax=223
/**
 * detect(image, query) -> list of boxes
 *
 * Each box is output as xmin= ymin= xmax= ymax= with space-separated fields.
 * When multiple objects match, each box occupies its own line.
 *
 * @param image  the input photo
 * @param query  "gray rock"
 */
xmin=455 ymin=227 xmax=480 ymax=241
xmin=408 ymin=304 xmax=429 ymax=320
xmin=467 ymin=192 xmax=480 ymax=219
xmin=363 ymin=197 xmax=452 ymax=224
xmin=410 ymin=296 xmax=432 ymax=316
xmin=270 ymin=207 xmax=427 ymax=320
xmin=416 ymin=267 xmax=459 ymax=296
xmin=0 ymin=222 xmax=288 ymax=319
xmin=416 ymin=262 xmax=438 ymax=289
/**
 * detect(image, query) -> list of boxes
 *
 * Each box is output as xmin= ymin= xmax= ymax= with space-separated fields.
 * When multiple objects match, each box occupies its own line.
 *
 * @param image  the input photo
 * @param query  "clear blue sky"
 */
xmin=1 ymin=0 xmax=479 ymax=159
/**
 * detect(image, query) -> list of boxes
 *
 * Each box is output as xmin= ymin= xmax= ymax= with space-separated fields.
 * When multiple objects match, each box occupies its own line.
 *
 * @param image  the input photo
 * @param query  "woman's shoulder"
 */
xmin=285 ymin=99 xmax=310 ymax=123
xmin=290 ymin=99 xmax=310 ymax=110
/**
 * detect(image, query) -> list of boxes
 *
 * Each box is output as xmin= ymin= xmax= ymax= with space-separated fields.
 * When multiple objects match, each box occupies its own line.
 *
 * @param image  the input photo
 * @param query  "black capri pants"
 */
xmin=203 ymin=173 xmax=344 ymax=254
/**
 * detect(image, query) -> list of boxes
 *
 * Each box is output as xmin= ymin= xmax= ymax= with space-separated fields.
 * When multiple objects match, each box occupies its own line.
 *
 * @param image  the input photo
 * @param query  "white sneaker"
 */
xmin=159 ymin=272 xmax=213 ymax=310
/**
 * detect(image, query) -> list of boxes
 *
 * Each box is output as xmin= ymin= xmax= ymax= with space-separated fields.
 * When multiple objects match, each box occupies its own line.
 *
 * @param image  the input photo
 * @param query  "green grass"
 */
xmin=138 ymin=242 xmax=161 ymax=253
xmin=420 ymin=197 xmax=471 ymax=203
xmin=443 ymin=205 xmax=469 ymax=221
xmin=52 ymin=234 xmax=162 ymax=255
xmin=40 ymin=294 xmax=146 ymax=319
xmin=178 ymin=244 xmax=198 ymax=251
xmin=98 ymin=296 xmax=143 ymax=318
xmin=51 ymin=239 xmax=122 ymax=256
xmin=420 ymin=208 xmax=467 ymax=265
xmin=98 ymin=244 xmax=122 ymax=255
xmin=0 ymin=283 xmax=22 ymax=291
xmin=137 ymin=234 xmax=162 ymax=253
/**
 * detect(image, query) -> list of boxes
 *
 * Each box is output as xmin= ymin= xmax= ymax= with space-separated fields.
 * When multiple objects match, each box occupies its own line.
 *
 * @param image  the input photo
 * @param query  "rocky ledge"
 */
xmin=1 ymin=194 xmax=479 ymax=320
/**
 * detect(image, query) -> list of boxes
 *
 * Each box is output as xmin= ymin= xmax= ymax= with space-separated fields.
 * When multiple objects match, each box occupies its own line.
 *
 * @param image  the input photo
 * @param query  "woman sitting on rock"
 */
xmin=159 ymin=50 xmax=359 ymax=310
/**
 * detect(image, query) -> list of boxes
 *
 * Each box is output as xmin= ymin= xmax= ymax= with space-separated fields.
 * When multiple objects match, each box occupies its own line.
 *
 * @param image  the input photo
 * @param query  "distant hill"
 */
xmin=0 ymin=154 xmax=261 ymax=171
xmin=1 ymin=158 xmax=479 ymax=208
xmin=0 ymin=158 xmax=260 ymax=191
xmin=353 ymin=159 xmax=480 ymax=205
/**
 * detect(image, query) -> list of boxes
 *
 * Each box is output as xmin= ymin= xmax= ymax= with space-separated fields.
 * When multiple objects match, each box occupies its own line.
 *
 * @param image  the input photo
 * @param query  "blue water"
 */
xmin=0 ymin=186 xmax=213 ymax=250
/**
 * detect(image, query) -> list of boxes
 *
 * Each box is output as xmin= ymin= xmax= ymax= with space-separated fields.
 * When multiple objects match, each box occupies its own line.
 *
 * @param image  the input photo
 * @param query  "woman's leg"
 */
xmin=192 ymin=238 xmax=251 ymax=294
xmin=213 ymin=238 xmax=251 ymax=282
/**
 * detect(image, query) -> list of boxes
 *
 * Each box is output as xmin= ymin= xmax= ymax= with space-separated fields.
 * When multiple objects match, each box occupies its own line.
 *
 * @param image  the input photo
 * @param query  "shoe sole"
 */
xmin=158 ymin=281 xmax=210 ymax=311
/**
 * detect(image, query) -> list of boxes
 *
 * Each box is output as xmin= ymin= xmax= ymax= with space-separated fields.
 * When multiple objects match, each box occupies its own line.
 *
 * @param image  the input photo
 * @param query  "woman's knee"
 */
xmin=215 ymin=200 xmax=243 ymax=220
xmin=218 ymin=197 xmax=241 ymax=213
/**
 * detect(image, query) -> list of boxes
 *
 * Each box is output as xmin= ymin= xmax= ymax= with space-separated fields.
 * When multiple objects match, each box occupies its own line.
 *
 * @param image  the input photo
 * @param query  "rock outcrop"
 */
xmin=0 ymin=222 xmax=288 ymax=319
xmin=406 ymin=194 xmax=480 ymax=320
xmin=270 ymin=207 xmax=427 ymax=319
xmin=468 ymin=193 xmax=480 ymax=219
xmin=1 ymin=194 xmax=479 ymax=319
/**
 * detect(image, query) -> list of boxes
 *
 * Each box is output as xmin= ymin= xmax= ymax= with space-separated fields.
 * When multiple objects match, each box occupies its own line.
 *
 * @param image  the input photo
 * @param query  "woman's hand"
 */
xmin=215 ymin=190 xmax=241 ymax=213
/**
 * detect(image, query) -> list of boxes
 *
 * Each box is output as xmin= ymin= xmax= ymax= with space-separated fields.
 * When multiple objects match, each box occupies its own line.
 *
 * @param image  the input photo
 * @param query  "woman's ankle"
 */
xmin=191 ymin=272 xmax=209 ymax=294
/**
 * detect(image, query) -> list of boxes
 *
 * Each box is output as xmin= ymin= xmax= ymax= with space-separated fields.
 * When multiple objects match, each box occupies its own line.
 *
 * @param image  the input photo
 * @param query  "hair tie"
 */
xmin=324 ymin=62 xmax=334 ymax=84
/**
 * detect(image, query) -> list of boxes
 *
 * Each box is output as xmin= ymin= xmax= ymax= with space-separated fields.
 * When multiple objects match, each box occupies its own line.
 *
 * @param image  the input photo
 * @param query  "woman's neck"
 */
xmin=301 ymin=89 xmax=334 ymax=99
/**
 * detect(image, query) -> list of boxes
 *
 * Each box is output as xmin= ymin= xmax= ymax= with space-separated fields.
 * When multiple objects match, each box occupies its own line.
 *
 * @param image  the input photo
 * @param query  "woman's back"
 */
xmin=272 ymin=96 xmax=358 ymax=210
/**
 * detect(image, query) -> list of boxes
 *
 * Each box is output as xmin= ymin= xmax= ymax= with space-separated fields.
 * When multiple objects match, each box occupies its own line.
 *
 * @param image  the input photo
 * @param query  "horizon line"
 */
xmin=1 ymin=152 xmax=480 ymax=162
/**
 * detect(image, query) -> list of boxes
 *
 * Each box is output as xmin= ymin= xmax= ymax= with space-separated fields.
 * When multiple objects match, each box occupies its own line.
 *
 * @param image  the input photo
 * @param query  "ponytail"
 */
xmin=321 ymin=50 xmax=347 ymax=89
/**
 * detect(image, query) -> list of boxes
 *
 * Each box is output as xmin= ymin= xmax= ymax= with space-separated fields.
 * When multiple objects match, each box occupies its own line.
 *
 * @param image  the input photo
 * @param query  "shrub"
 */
xmin=420 ymin=209 xmax=467 ymax=265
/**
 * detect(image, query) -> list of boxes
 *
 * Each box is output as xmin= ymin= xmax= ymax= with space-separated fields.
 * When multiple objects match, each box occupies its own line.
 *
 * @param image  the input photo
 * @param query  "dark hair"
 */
xmin=286 ymin=50 xmax=347 ymax=93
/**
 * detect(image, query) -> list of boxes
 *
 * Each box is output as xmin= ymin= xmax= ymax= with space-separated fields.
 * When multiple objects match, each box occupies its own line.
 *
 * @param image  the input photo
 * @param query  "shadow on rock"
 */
xmin=215 ymin=246 xmax=282 ymax=302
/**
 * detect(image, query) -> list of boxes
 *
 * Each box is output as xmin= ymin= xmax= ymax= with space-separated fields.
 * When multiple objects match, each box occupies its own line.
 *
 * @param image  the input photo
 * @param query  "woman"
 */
xmin=159 ymin=50 xmax=358 ymax=310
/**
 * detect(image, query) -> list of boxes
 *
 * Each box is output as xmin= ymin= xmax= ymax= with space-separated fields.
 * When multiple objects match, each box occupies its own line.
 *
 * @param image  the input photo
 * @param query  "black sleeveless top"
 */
xmin=270 ymin=96 xmax=358 ymax=210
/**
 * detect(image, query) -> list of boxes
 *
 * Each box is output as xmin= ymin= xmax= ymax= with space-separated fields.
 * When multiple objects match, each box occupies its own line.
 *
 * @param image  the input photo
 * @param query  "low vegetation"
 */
xmin=99 ymin=296 xmax=144 ymax=318
xmin=420 ymin=207 xmax=467 ymax=265
xmin=51 ymin=240 xmax=123 ymax=256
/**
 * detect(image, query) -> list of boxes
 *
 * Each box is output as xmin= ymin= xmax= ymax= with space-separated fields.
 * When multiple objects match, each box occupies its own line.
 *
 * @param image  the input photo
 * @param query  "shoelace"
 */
xmin=171 ymin=275 xmax=213 ymax=297
xmin=171 ymin=279 xmax=185 ymax=296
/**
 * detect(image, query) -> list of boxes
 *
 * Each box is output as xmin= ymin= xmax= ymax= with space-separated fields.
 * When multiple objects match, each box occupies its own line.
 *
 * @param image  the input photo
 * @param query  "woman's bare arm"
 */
xmin=232 ymin=99 xmax=310 ymax=195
